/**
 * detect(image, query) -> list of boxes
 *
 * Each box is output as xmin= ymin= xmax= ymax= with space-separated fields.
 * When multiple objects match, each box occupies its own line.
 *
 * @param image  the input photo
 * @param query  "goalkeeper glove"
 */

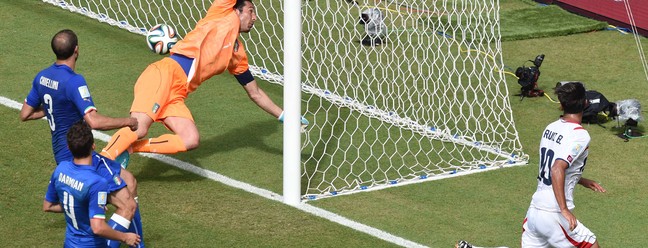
xmin=278 ymin=111 xmax=309 ymax=126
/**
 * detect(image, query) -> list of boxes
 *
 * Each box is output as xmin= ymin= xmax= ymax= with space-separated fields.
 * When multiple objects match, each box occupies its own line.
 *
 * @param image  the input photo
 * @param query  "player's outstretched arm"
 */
xmin=84 ymin=110 xmax=138 ymax=131
xmin=578 ymin=177 xmax=606 ymax=192
xmin=90 ymin=218 xmax=141 ymax=247
xmin=42 ymin=200 xmax=63 ymax=213
xmin=242 ymin=80 xmax=283 ymax=118
xmin=242 ymin=79 xmax=309 ymax=130
xmin=19 ymin=103 xmax=45 ymax=121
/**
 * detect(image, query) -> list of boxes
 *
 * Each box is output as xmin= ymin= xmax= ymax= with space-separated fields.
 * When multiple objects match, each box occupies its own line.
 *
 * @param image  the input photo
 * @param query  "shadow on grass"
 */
xmin=132 ymin=120 xmax=281 ymax=182
xmin=133 ymin=158 xmax=205 ymax=183
xmin=184 ymin=119 xmax=282 ymax=161
xmin=607 ymin=121 xmax=646 ymax=142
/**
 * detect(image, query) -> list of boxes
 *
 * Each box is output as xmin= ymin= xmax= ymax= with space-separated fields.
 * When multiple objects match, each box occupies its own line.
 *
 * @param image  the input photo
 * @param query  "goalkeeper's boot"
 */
xmin=114 ymin=151 xmax=130 ymax=169
xmin=456 ymin=240 xmax=473 ymax=248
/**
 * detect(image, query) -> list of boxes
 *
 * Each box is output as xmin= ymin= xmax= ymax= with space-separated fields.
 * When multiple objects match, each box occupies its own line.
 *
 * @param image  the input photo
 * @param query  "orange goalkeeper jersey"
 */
xmin=170 ymin=0 xmax=249 ymax=93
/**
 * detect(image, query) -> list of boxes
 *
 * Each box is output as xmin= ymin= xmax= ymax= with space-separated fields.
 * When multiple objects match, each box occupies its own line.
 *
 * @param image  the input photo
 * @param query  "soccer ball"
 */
xmin=146 ymin=24 xmax=178 ymax=55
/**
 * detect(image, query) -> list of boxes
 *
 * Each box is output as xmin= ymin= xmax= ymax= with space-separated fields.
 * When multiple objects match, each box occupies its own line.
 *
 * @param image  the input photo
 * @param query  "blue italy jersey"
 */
xmin=25 ymin=63 xmax=97 ymax=164
xmin=92 ymin=152 xmax=127 ymax=193
xmin=45 ymin=161 xmax=110 ymax=248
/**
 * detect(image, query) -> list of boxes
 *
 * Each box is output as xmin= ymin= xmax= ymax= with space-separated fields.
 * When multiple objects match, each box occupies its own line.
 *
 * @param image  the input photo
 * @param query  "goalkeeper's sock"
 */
xmin=101 ymin=127 xmax=138 ymax=160
xmin=107 ymin=214 xmax=131 ymax=248
xmin=131 ymin=134 xmax=187 ymax=154
xmin=129 ymin=198 xmax=145 ymax=248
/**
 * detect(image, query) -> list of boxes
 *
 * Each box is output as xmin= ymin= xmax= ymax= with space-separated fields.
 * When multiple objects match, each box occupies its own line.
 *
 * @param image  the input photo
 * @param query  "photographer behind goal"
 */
xmin=359 ymin=8 xmax=387 ymax=46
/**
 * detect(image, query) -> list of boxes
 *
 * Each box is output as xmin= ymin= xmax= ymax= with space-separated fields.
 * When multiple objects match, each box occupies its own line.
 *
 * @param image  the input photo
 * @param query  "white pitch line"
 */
xmin=1 ymin=95 xmax=428 ymax=248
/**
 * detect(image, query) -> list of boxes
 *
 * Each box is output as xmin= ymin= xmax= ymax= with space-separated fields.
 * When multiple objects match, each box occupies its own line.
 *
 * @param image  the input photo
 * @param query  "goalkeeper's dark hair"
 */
xmin=234 ymin=0 xmax=253 ymax=11
xmin=51 ymin=29 xmax=78 ymax=60
xmin=66 ymin=120 xmax=94 ymax=159
xmin=555 ymin=82 xmax=586 ymax=114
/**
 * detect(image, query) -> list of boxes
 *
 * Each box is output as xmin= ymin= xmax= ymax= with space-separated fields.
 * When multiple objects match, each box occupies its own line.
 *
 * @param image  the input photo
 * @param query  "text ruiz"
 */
xmin=543 ymin=129 xmax=563 ymax=144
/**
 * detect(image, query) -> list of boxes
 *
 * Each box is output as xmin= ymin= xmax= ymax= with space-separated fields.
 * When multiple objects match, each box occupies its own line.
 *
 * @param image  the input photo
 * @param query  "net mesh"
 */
xmin=44 ymin=0 xmax=528 ymax=200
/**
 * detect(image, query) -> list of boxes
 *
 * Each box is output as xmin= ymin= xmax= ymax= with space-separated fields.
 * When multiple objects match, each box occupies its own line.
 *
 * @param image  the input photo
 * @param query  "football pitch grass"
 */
xmin=1 ymin=0 xmax=648 ymax=247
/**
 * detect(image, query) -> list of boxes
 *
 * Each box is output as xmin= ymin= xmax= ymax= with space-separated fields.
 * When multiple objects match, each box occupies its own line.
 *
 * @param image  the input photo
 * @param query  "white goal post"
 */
xmin=44 ymin=0 xmax=529 ymax=202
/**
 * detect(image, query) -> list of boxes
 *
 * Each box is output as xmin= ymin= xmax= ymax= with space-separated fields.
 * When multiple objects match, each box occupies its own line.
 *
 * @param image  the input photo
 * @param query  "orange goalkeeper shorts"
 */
xmin=130 ymin=57 xmax=194 ymax=122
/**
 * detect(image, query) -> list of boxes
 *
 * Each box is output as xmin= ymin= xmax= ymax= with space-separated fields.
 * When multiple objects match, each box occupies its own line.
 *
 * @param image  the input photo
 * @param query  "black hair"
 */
xmin=66 ymin=121 xmax=94 ymax=159
xmin=51 ymin=29 xmax=78 ymax=60
xmin=555 ymin=82 xmax=586 ymax=114
xmin=234 ymin=0 xmax=253 ymax=11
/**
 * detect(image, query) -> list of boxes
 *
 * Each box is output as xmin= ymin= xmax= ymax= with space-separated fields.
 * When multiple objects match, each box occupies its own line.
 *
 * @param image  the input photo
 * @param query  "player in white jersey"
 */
xmin=522 ymin=82 xmax=606 ymax=248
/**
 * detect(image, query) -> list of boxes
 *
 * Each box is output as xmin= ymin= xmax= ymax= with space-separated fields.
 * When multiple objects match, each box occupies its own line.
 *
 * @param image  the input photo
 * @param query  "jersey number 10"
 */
xmin=538 ymin=147 xmax=554 ymax=186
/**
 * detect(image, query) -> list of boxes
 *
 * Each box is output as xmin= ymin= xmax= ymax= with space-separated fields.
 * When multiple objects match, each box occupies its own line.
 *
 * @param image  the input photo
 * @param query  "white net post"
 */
xmin=44 ymin=0 xmax=529 ymax=201
xmin=282 ymin=0 xmax=303 ymax=205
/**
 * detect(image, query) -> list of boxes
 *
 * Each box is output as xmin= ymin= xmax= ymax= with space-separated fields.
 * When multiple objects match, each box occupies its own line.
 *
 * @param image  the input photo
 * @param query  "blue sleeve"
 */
xmin=66 ymin=75 xmax=97 ymax=116
xmin=87 ymin=178 xmax=109 ymax=220
xmin=25 ymin=74 xmax=42 ymax=108
xmin=234 ymin=70 xmax=254 ymax=86
xmin=92 ymin=154 xmax=127 ymax=193
xmin=44 ymin=171 xmax=59 ymax=203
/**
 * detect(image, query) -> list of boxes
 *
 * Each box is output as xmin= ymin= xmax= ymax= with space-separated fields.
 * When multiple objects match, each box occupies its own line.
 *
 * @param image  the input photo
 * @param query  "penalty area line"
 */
xmin=0 ymin=95 xmax=427 ymax=248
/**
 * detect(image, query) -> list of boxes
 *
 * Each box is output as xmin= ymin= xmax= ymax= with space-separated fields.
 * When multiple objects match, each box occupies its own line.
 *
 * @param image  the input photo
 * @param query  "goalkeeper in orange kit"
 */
xmin=101 ymin=0 xmax=308 ymax=162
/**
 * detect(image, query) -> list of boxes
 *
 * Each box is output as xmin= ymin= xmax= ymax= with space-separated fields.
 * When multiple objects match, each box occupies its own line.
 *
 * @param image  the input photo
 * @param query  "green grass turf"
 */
xmin=499 ymin=5 xmax=608 ymax=41
xmin=1 ymin=0 xmax=648 ymax=247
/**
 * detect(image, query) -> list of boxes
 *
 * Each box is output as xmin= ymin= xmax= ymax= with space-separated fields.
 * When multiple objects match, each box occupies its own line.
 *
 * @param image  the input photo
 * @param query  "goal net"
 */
xmin=44 ymin=0 xmax=528 ymax=201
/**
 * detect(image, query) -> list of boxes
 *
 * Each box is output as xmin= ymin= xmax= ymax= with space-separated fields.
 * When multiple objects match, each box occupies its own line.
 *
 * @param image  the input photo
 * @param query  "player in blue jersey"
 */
xmin=43 ymin=121 xmax=140 ymax=247
xmin=20 ymin=29 xmax=145 ymax=247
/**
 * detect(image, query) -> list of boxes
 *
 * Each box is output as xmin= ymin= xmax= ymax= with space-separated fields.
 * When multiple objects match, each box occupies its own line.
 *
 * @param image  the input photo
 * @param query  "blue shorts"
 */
xmin=92 ymin=152 xmax=127 ymax=193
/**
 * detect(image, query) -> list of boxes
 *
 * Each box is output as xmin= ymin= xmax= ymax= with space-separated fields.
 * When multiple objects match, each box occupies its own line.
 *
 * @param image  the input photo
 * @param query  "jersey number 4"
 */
xmin=538 ymin=147 xmax=554 ymax=186
xmin=63 ymin=191 xmax=79 ymax=229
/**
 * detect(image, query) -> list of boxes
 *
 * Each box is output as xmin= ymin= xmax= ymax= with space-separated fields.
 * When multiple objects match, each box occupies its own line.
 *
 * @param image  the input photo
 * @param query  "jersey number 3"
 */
xmin=538 ymin=147 xmax=555 ymax=186
xmin=44 ymin=94 xmax=56 ymax=131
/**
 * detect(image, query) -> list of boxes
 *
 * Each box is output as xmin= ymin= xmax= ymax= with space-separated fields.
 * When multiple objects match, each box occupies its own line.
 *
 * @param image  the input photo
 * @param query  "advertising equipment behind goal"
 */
xmin=515 ymin=54 xmax=545 ymax=98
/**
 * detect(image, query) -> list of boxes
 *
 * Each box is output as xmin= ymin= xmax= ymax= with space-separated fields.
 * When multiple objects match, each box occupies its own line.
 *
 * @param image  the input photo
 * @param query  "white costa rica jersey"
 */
xmin=530 ymin=118 xmax=590 ymax=212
